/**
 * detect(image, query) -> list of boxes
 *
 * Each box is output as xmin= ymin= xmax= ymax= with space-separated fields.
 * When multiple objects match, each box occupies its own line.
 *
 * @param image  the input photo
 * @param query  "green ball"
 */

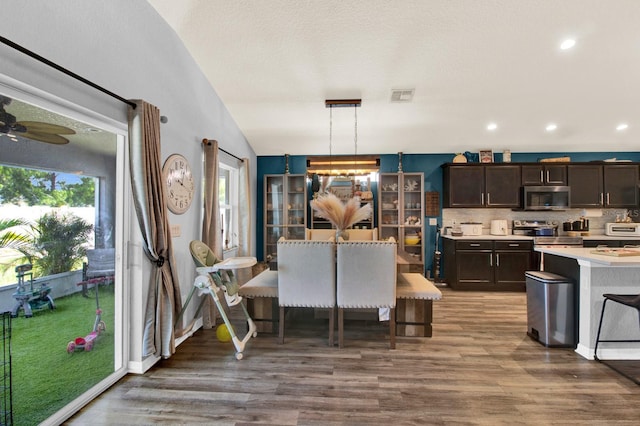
xmin=216 ymin=324 xmax=232 ymax=343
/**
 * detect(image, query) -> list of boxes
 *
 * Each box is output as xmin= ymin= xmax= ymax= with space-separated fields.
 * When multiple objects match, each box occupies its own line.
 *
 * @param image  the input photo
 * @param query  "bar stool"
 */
xmin=593 ymin=293 xmax=640 ymax=384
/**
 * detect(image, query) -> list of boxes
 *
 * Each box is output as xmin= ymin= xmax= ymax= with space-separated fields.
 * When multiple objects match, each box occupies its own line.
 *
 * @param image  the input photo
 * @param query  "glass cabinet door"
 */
xmin=379 ymin=174 xmax=400 ymax=240
xmin=401 ymin=173 xmax=423 ymax=259
xmin=286 ymin=174 xmax=306 ymax=237
xmin=264 ymin=174 xmax=307 ymax=265
xmin=265 ymin=175 xmax=284 ymax=262
xmin=378 ymin=172 xmax=424 ymax=262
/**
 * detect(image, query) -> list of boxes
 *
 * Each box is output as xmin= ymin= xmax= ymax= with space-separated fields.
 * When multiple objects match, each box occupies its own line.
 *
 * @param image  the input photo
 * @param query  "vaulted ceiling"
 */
xmin=146 ymin=0 xmax=640 ymax=157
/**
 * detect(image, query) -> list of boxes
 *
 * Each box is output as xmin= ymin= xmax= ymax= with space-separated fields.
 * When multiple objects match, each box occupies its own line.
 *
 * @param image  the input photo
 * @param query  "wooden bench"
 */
xmin=396 ymin=272 xmax=442 ymax=337
xmin=238 ymin=270 xmax=278 ymax=333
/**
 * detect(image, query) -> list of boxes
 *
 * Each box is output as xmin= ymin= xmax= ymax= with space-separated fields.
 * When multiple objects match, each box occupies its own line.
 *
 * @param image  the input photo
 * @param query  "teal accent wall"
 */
xmin=257 ymin=152 xmax=640 ymax=275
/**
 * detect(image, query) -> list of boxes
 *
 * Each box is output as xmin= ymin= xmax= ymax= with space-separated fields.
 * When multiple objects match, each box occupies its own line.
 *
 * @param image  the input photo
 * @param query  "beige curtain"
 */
xmin=238 ymin=158 xmax=252 ymax=256
xmin=201 ymin=138 xmax=222 ymax=328
xmin=128 ymin=100 xmax=182 ymax=358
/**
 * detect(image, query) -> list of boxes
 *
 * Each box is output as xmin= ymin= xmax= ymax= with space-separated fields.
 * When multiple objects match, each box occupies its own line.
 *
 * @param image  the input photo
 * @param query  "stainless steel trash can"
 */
xmin=525 ymin=271 xmax=575 ymax=348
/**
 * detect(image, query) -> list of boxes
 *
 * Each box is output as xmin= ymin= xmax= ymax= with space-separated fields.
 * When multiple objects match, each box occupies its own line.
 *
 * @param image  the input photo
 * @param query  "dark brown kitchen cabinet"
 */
xmin=493 ymin=241 xmax=532 ymax=291
xmin=568 ymin=164 xmax=603 ymax=207
xmin=485 ymin=166 xmax=521 ymax=207
xmin=583 ymin=239 xmax=640 ymax=248
xmin=443 ymin=239 xmax=532 ymax=291
xmin=521 ymin=164 xmax=567 ymax=185
xmin=604 ymin=164 xmax=639 ymax=207
xmin=454 ymin=241 xmax=493 ymax=289
xmin=568 ymin=164 xmax=639 ymax=208
xmin=443 ymin=164 xmax=521 ymax=208
xmin=443 ymin=165 xmax=484 ymax=207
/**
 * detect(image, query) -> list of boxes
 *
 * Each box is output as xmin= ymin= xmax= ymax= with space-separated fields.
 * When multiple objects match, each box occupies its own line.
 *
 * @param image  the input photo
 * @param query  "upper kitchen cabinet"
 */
xmin=603 ymin=164 xmax=639 ymax=207
xmin=568 ymin=164 xmax=603 ymax=207
xmin=521 ymin=164 xmax=567 ymax=185
xmin=443 ymin=164 xmax=521 ymax=208
xmin=569 ymin=163 xmax=639 ymax=208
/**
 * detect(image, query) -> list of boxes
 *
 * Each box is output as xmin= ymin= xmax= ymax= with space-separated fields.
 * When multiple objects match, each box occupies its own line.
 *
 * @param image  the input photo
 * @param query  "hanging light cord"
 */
xmin=329 ymin=105 xmax=333 ymax=175
xmin=354 ymin=105 xmax=358 ymax=173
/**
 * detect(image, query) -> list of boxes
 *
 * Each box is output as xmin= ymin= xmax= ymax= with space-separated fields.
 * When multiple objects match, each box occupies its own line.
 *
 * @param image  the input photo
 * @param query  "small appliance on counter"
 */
xmin=490 ymin=219 xmax=508 ymax=235
xmin=605 ymin=222 xmax=640 ymax=237
xmin=563 ymin=217 xmax=589 ymax=234
xmin=460 ymin=222 xmax=482 ymax=236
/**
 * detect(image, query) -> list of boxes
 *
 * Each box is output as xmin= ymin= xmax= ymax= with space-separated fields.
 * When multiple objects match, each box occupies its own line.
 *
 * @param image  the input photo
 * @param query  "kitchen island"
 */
xmin=536 ymin=246 xmax=640 ymax=360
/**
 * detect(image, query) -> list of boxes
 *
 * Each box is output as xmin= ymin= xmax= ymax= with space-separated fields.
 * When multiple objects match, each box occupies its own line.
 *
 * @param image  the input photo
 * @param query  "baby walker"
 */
xmin=66 ymin=282 xmax=106 ymax=353
xmin=187 ymin=240 xmax=257 ymax=360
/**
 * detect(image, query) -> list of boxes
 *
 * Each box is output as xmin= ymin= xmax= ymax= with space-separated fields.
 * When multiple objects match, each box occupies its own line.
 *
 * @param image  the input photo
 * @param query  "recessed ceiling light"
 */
xmin=560 ymin=39 xmax=576 ymax=50
xmin=616 ymin=123 xmax=629 ymax=131
xmin=545 ymin=123 xmax=558 ymax=132
xmin=486 ymin=122 xmax=498 ymax=131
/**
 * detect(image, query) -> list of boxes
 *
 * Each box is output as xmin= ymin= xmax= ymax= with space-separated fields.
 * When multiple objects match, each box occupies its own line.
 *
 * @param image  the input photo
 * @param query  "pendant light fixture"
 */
xmin=307 ymin=99 xmax=379 ymax=176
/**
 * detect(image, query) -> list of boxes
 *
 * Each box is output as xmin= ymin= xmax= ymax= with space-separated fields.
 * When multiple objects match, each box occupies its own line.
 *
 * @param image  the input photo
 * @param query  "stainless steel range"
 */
xmin=513 ymin=220 xmax=583 ymax=269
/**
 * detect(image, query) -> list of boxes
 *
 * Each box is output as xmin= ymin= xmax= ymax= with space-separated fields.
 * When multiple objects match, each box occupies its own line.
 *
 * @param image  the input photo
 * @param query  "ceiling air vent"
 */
xmin=390 ymin=89 xmax=414 ymax=103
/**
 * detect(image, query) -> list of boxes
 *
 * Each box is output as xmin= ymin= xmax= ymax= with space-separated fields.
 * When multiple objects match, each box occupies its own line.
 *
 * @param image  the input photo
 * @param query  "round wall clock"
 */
xmin=162 ymin=153 xmax=195 ymax=214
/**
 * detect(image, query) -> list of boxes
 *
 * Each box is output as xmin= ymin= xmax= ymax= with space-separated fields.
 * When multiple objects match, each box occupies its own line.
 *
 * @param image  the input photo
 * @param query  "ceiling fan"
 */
xmin=0 ymin=95 xmax=75 ymax=145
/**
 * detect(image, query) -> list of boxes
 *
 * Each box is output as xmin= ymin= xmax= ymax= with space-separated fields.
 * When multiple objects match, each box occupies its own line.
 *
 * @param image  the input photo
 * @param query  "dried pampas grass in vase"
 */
xmin=310 ymin=193 xmax=372 ymax=240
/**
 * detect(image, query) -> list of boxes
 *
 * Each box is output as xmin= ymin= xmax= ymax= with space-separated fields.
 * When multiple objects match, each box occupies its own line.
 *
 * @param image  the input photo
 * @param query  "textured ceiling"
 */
xmin=146 ymin=0 xmax=640 ymax=157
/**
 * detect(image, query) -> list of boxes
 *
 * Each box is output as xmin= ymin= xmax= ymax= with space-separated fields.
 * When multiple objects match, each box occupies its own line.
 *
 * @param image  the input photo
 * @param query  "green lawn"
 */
xmin=8 ymin=288 xmax=114 ymax=425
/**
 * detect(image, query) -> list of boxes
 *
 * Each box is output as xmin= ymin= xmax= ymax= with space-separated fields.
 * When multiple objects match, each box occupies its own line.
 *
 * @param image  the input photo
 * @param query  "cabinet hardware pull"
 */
xmin=606 ymin=193 xmax=610 ymax=205
xmin=486 ymin=193 xmax=491 ymax=204
xmin=481 ymin=193 xmax=484 ymax=204
xmin=496 ymin=254 xmax=500 ymax=266
xmin=600 ymin=193 xmax=604 ymax=205
xmin=470 ymin=243 xmax=480 ymax=247
xmin=540 ymin=170 xmax=544 ymax=183
xmin=489 ymin=254 xmax=493 ymax=266
xmin=509 ymin=243 xmax=519 ymax=247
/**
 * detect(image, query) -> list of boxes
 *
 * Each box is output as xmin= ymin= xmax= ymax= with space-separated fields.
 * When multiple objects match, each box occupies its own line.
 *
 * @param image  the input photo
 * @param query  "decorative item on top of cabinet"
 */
xmin=452 ymin=153 xmax=467 ymax=163
xmin=378 ymin=172 xmax=424 ymax=262
xmin=479 ymin=150 xmax=493 ymax=163
xmin=264 ymin=174 xmax=307 ymax=266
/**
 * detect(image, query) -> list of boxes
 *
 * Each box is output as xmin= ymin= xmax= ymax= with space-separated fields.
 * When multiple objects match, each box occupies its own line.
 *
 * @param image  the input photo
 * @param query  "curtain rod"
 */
xmin=220 ymin=147 xmax=243 ymax=162
xmin=202 ymin=139 xmax=244 ymax=162
xmin=0 ymin=35 xmax=137 ymax=109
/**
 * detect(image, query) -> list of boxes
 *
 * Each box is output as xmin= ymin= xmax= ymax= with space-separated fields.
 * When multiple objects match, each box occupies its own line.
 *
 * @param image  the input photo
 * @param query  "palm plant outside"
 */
xmin=25 ymin=211 xmax=93 ymax=276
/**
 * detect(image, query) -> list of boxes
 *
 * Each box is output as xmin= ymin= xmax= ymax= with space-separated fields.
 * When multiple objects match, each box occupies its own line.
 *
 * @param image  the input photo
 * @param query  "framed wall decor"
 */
xmin=479 ymin=149 xmax=494 ymax=163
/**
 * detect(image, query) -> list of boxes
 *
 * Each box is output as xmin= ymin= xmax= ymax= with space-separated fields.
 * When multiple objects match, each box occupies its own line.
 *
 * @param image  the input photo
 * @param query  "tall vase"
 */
xmin=336 ymin=229 xmax=349 ymax=241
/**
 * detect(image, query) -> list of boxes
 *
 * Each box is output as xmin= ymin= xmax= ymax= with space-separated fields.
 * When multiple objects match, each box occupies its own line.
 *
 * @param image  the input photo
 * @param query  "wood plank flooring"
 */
xmin=67 ymin=289 xmax=640 ymax=425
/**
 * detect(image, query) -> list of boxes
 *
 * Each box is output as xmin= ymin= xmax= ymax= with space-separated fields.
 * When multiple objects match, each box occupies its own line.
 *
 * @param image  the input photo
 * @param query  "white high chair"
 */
xmin=189 ymin=240 xmax=258 ymax=360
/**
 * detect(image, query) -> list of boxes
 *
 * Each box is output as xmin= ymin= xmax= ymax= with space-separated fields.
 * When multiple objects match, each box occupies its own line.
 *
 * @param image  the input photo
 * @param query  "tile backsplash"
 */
xmin=442 ymin=208 xmax=638 ymax=235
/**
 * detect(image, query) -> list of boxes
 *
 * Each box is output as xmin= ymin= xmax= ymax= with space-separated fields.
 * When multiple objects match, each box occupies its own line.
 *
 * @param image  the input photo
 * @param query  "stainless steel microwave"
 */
xmin=522 ymin=186 xmax=570 ymax=210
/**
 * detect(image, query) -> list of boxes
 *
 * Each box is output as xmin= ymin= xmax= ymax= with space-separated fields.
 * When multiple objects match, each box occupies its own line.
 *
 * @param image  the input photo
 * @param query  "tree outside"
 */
xmin=0 ymin=165 xmax=96 ymax=283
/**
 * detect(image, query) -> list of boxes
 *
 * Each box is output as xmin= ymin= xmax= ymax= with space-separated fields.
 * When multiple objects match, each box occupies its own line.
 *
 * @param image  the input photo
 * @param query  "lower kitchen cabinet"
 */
xmin=583 ymin=239 xmax=640 ymax=248
xmin=443 ymin=238 xmax=533 ymax=291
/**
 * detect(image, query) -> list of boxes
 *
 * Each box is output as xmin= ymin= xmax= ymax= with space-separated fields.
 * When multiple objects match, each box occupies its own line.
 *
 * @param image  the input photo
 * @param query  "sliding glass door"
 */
xmin=0 ymin=80 xmax=128 ymax=425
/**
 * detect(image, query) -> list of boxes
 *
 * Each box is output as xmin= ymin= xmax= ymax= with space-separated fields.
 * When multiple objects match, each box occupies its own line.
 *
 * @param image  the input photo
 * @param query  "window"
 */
xmin=219 ymin=163 xmax=239 ymax=251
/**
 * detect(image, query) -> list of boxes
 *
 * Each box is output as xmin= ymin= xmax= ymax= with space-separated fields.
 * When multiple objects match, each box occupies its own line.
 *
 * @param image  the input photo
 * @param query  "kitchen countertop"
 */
xmin=442 ymin=234 xmax=533 ymax=240
xmin=535 ymin=246 xmax=640 ymax=266
xmin=442 ymin=234 xmax=640 ymax=241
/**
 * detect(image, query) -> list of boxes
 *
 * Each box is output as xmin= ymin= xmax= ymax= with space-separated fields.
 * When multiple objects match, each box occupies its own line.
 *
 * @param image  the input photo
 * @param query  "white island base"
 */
xmin=536 ymin=247 xmax=640 ymax=360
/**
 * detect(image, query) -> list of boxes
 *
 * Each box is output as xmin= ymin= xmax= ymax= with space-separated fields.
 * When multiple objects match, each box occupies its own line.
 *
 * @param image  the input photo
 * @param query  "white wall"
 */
xmin=1 ymin=0 xmax=258 ymax=368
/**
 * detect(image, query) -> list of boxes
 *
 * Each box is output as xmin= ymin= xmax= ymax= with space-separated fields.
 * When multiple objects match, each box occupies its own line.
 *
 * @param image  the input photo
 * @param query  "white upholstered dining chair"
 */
xmin=336 ymin=239 xmax=397 ymax=349
xmin=276 ymin=238 xmax=336 ymax=345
